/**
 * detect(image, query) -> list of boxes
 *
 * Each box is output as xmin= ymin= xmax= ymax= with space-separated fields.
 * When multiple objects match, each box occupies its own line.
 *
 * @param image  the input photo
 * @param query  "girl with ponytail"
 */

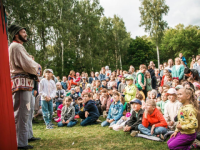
xmin=167 ymin=87 xmax=200 ymax=150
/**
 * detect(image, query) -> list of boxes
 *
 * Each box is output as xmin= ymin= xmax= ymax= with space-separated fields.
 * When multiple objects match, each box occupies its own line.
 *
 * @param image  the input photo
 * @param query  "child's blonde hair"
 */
xmin=146 ymin=99 xmax=156 ymax=107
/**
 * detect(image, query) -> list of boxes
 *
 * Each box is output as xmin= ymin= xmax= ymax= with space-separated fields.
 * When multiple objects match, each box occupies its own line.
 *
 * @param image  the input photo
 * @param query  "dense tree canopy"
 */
xmin=4 ymin=0 xmax=200 ymax=76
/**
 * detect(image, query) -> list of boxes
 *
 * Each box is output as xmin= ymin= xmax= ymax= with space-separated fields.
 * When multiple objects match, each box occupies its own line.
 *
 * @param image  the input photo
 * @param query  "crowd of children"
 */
xmin=34 ymin=55 xmax=200 ymax=149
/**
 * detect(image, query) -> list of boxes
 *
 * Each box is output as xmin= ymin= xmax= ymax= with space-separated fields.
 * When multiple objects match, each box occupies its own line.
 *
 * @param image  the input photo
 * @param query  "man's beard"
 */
xmin=18 ymin=33 xmax=28 ymax=42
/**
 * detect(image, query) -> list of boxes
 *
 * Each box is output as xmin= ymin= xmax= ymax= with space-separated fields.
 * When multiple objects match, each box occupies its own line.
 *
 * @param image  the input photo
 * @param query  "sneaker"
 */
xmin=159 ymin=134 xmax=164 ymax=140
xmin=109 ymin=126 xmax=113 ymax=130
xmin=103 ymin=111 xmax=108 ymax=118
xmin=130 ymin=131 xmax=139 ymax=137
xmin=96 ymin=119 xmax=102 ymax=123
xmin=49 ymin=122 xmax=55 ymax=126
xmin=46 ymin=124 xmax=53 ymax=129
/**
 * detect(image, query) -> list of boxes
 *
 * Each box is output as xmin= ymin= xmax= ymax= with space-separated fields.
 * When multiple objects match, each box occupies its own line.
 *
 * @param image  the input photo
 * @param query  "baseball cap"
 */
xmin=175 ymin=85 xmax=183 ymax=90
xmin=167 ymin=88 xmax=177 ymax=95
xmin=44 ymin=69 xmax=53 ymax=74
xmin=125 ymin=75 xmax=134 ymax=80
xmin=130 ymin=99 xmax=142 ymax=105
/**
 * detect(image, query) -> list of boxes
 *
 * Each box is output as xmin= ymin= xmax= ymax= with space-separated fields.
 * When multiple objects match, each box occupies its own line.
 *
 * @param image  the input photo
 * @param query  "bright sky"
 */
xmin=99 ymin=0 xmax=200 ymax=38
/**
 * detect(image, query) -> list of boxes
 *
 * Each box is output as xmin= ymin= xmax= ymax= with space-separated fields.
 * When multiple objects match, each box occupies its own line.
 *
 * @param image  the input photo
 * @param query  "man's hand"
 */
xmin=61 ymin=95 xmax=64 ymax=97
xmin=106 ymin=119 xmax=110 ymax=122
xmin=34 ymin=90 xmax=37 ymax=97
xmin=151 ymin=125 xmax=155 ymax=135
xmin=85 ymin=111 xmax=89 ymax=118
xmin=170 ymin=131 xmax=178 ymax=138
xmin=55 ymin=95 xmax=58 ymax=98
xmin=142 ymin=86 xmax=145 ymax=90
xmin=65 ymin=120 xmax=69 ymax=124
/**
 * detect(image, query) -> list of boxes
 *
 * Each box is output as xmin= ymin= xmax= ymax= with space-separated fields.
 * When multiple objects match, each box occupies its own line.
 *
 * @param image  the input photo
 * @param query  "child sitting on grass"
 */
xmin=168 ymin=88 xmax=199 ymax=150
xmin=138 ymin=99 xmax=168 ymax=140
xmin=72 ymin=98 xmax=80 ymax=119
xmin=150 ymin=89 xmax=157 ymax=102
xmin=100 ymin=89 xmax=112 ymax=117
xmin=123 ymin=99 xmax=144 ymax=137
xmin=101 ymin=92 xmax=123 ymax=127
xmin=54 ymin=100 xmax=65 ymax=123
xmin=93 ymin=93 xmax=101 ymax=115
xmin=156 ymin=92 xmax=168 ymax=114
xmin=136 ymin=93 xmax=145 ymax=109
xmin=101 ymin=80 xmax=107 ymax=89
xmin=55 ymin=82 xmax=66 ymax=110
xmin=165 ymin=73 xmax=172 ymax=87
xmin=164 ymin=88 xmax=182 ymax=131
xmin=118 ymin=77 xmax=126 ymax=94
xmin=57 ymin=97 xmax=77 ymax=127
xmin=124 ymin=75 xmax=137 ymax=111
xmin=79 ymin=92 xmax=100 ymax=126
xmin=172 ymin=79 xmax=179 ymax=88
xmin=107 ymin=75 xmax=117 ymax=89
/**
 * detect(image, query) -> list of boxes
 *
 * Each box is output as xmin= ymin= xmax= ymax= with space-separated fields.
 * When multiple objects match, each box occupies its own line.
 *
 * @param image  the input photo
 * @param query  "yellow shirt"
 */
xmin=175 ymin=104 xmax=198 ymax=134
xmin=124 ymin=84 xmax=137 ymax=102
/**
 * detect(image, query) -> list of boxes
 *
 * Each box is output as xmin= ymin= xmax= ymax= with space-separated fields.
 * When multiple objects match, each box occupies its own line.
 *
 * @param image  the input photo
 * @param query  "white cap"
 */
xmin=44 ymin=69 xmax=53 ymax=74
xmin=105 ymin=66 xmax=109 ymax=70
xmin=95 ymin=72 xmax=99 ymax=75
xmin=175 ymin=85 xmax=183 ymax=90
xmin=167 ymin=88 xmax=177 ymax=95
xmin=86 ymin=84 xmax=91 ymax=88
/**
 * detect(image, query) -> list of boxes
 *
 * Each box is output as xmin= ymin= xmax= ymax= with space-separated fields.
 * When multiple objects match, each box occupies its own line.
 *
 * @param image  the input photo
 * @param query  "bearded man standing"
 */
xmin=8 ymin=25 xmax=41 ymax=149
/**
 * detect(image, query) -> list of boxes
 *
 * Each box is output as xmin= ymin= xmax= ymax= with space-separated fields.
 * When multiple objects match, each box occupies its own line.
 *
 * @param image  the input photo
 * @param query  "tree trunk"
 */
xmin=156 ymin=41 xmax=160 ymax=67
xmin=61 ymin=42 xmax=64 ymax=75
xmin=119 ymin=54 xmax=122 ymax=70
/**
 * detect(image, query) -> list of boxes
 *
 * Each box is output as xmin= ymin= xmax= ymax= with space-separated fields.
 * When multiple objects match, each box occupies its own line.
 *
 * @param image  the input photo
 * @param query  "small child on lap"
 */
xmin=57 ymin=97 xmax=77 ymax=127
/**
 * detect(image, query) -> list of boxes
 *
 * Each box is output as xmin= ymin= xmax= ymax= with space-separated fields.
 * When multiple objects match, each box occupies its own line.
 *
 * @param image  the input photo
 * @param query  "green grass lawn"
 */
xmin=31 ymin=117 xmax=170 ymax=150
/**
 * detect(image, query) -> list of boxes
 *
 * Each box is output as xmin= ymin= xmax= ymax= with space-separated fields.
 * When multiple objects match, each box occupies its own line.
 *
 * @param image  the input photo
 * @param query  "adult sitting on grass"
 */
xmin=79 ymin=92 xmax=100 ymax=126
xmin=138 ymin=99 xmax=168 ymax=140
xmin=123 ymin=99 xmax=144 ymax=137
xmin=58 ymin=97 xmax=77 ymax=127
xmin=101 ymin=92 xmax=123 ymax=127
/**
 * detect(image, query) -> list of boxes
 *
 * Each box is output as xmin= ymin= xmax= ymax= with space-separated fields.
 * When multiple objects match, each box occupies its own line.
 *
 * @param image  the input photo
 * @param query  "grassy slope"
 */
xmin=31 ymin=117 xmax=169 ymax=150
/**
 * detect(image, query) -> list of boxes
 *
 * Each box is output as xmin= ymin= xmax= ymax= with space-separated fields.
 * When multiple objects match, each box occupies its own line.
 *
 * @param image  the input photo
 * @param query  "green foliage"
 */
xmin=124 ymin=37 xmax=157 ymax=70
xmin=5 ymin=0 xmax=132 ymax=77
xmin=139 ymin=0 xmax=169 ymax=66
xmin=160 ymin=24 xmax=200 ymax=65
